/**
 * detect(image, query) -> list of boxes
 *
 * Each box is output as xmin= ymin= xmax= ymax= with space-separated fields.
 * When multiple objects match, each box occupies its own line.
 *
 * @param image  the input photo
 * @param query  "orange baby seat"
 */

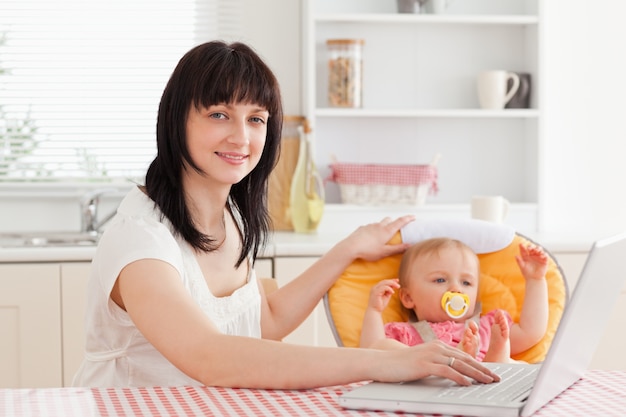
xmin=324 ymin=219 xmax=568 ymax=363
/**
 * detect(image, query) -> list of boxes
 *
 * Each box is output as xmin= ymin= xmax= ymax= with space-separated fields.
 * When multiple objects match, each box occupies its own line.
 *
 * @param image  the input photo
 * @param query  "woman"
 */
xmin=73 ymin=41 xmax=499 ymax=388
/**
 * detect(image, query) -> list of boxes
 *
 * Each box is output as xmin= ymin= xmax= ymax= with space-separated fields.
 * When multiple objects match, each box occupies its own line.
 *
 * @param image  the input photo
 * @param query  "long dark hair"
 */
xmin=145 ymin=41 xmax=283 ymax=267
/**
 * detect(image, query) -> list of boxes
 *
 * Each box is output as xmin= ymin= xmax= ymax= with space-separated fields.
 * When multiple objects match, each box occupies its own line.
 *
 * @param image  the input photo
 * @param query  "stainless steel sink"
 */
xmin=0 ymin=231 xmax=100 ymax=248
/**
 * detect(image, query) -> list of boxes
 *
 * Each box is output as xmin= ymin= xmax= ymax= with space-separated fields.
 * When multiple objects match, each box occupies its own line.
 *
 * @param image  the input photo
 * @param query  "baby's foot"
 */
xmin=483 ymin=310 xmax=512 ymax=363
xmin=458 ymin=321 xmax=479 ymax=358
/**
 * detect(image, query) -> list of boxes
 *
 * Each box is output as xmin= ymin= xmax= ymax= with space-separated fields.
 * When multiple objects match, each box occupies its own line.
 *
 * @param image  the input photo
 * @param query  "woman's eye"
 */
xmin=250 ymin=116 xmax=266 ymax=124
xmin=209 ymin=112 xmax=227 ymax=120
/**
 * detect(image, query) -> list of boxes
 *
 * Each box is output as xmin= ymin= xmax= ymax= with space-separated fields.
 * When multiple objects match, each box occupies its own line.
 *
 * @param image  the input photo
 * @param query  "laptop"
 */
xmin=338 ymin=232 xmax=626 ymax=417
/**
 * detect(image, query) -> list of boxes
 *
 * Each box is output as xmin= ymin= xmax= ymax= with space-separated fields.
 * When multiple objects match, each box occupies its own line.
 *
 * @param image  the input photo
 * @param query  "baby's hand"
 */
xmin=515 ymin=243 xmax=548 ymax=281
xmin=368 ymin=279 xmax=400 ymax=313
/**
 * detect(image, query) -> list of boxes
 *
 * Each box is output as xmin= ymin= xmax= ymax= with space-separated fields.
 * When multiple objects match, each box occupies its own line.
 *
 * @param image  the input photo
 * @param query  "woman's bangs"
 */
xmin=198 ymin=56 xmax=277 ymax=112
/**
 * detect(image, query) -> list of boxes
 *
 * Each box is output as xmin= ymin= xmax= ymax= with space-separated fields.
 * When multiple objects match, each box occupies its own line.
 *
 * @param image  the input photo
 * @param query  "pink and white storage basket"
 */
xmin=326 ymin=162 xmax=438 ymax=206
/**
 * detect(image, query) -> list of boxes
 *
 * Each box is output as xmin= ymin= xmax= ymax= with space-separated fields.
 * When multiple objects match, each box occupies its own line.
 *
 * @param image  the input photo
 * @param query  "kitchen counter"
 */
xmin=0 ymin=203 xmax=606 ymax=263
xmin=0 ymin=229 xmax=600 ymax=264
xmin=0 ymin=232 xmax=338 ymax=262
xmin=0 ymin=245 xmax=98 ymax=263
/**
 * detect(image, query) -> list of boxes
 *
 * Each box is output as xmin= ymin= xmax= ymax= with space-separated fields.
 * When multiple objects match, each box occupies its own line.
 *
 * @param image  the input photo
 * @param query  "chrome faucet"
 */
xmin=80 ymin=188 xmax=118 ymax=235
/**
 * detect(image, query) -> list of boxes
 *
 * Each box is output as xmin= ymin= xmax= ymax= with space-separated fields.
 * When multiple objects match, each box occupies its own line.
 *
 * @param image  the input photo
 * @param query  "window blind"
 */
xmin=0 ymin=0 xmax=242 ymax=184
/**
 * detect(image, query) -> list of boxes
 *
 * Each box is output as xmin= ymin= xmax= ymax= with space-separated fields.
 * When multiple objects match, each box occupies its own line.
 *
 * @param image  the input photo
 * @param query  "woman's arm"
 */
xmin=116 ymin=257 xmax=498 ymax=389
xmin=259 ymin=216 xmax=415 ymax=340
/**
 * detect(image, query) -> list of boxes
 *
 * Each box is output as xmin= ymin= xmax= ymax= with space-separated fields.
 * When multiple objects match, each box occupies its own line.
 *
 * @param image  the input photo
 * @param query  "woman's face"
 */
xmin=184 ymin=102 xmax=269 ymax=187
xmin=400 ymin=246 xmax=480 ymax=323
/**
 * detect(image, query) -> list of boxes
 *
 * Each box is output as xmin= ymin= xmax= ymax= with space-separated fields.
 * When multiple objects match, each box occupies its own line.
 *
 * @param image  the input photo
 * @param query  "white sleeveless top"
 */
xmin=72 ymin=186 xmax=261 ymax=387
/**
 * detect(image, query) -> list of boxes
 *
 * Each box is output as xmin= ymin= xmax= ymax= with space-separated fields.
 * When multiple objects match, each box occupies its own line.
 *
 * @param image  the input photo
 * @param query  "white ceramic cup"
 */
xmin=397 ymin=0 xmax=425 ymax=13
xmin=425 ymin=0 xmax=453 ymax=14
xmin=477 ymin=70 xmax=520 ymax=109
xmin=471 ymin=195 xmax=510 ymax=223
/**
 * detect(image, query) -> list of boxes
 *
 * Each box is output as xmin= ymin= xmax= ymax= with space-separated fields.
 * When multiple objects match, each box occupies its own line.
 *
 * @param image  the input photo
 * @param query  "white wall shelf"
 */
xmin=303 ymin=0 xmax=541 ymax=232
xmin=316 ymin=14 xmax=539 ymax=25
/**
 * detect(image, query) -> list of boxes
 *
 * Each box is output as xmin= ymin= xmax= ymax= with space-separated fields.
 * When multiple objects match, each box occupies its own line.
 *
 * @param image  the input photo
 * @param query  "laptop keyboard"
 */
xmin=437 ymin=364 xmax=539 ymax=402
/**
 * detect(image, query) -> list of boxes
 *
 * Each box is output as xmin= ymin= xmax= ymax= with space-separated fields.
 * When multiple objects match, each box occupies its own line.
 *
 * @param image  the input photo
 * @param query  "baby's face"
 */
xmin=401 ymin=246 xmax=479 ymax=323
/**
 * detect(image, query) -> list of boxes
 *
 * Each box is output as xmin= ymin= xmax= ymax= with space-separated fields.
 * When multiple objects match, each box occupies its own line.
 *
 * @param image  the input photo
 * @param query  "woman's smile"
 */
xmin=216 ymin=151 xmax=248 ymax=165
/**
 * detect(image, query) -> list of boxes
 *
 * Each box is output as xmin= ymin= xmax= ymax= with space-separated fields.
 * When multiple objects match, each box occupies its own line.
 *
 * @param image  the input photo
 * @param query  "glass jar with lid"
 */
xmin=326 ymin=39 xmax=364 ymax=108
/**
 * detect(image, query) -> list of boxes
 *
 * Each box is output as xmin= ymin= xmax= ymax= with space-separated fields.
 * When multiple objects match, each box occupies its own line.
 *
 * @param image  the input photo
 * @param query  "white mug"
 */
xmin=396 ymin=0 xmax=425 ymax=13
xmin=477 ymin=70 xmax=520 ymax=109
xmin=471 ymin=195 xmax=510 ymax=223
xmin=425 ymin=0 xmax=453 ymax=14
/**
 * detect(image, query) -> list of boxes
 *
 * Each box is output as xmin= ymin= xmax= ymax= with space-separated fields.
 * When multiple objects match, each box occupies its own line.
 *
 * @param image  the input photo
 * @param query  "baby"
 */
xmin=360 ymin=237 xmax=549 ymax=362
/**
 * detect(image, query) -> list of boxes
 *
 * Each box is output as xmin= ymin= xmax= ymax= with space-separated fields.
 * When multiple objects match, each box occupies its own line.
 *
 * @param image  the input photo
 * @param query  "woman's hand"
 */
xmin=339 ymin=215 xmax=416 ymax=262
xmin=374 ymin=340 xmax=501 ymax=387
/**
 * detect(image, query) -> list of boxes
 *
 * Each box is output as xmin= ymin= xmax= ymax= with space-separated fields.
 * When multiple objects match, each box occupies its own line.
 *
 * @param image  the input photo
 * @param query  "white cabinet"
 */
xmin=0 ymin=264 xmax=62 ymax=388
xmin=303 ymin=0 xmax=540 ymax=230
xmin=60 ymin=262 xmax=91 ymax=387
xmin=0 ymin=262 xmax=91 ymax=388
xmin=254 ymin=258 xmax=274 ymax=280
xmin=274 ymin=256 xmax=335 ymax=347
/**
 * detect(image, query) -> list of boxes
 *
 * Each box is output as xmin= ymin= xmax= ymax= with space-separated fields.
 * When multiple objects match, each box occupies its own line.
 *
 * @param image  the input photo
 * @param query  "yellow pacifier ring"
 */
xmin=441 ymin=291 xmax=470 ymax=319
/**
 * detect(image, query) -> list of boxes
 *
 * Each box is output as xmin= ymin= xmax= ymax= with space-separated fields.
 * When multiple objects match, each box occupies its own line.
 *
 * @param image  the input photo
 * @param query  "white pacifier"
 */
xmin=441 ymin=291 xmax=470 ymax=319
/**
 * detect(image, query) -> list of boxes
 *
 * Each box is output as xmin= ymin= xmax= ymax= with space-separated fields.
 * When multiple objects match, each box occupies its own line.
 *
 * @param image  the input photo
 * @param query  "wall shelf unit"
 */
xmin=303 ymin=0 xmax=541 ymax=231
xmin=316 ymin=14 xmax=539 ymax=25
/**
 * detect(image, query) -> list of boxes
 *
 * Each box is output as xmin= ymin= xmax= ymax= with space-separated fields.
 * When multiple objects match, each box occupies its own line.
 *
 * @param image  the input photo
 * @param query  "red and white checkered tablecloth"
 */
xmin=1 ymin=370 xmax=625 ymax=417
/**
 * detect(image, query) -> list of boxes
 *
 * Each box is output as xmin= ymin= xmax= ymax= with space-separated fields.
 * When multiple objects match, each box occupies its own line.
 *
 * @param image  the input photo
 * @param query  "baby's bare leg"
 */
xmin=483 ymin=310 xmax=512 ymax=363
xmin=457 ymin=321 xmax=479 ymax=358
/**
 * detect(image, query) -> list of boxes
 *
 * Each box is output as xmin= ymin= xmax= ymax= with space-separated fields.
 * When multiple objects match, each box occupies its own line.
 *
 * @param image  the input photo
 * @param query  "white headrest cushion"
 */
xmin=400 ymin=219 xmax=515 ymax=254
